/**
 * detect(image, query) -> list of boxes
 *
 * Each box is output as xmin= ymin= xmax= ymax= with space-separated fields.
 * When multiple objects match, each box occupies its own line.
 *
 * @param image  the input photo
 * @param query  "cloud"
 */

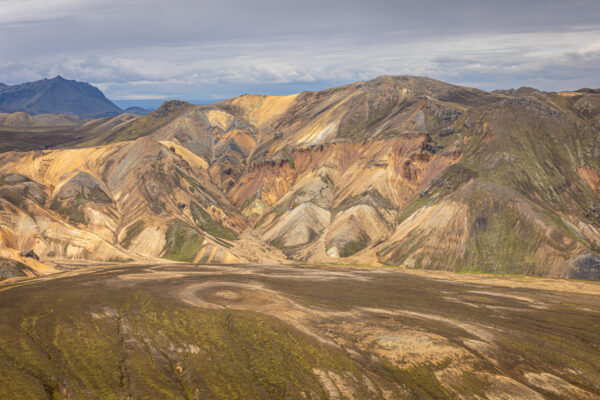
xmin=1 ymin=0 xmax=598 ymax=99
xmin=0 ymin=0 xmax=86 ymax=24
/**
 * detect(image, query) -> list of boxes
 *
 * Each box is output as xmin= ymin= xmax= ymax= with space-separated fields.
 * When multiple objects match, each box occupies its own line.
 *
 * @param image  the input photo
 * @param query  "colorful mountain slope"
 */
xmin=1 ymin=76 xmax=599 ymax=280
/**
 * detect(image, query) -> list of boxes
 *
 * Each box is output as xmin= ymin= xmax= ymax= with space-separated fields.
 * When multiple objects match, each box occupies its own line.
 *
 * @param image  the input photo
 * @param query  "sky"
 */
xmin=1 ymin=0 xmax=599 ymax=102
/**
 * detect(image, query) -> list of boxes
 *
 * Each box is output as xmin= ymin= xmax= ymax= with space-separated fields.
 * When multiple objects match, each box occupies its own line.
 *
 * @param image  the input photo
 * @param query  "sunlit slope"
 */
xmin=0 ymin=136 xmax=246 ymax=271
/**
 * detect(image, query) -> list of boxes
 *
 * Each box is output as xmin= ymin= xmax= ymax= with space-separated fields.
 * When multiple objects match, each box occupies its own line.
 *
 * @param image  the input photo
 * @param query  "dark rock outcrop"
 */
xmin=439 ymin=127 xmax=454 ymax=137
xmin=54 ymin=172 xmax=112 ymax=203
xmin=20 ymin=250 xmax=40 ymax=261
xmin=571 ymin=253 xmax=600 ymax=281
xmin=0 ymin=258 xmax=35 ymax=281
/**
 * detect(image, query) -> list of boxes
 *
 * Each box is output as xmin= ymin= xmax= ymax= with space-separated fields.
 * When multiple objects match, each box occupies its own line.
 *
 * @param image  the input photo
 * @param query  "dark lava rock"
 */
xmin=571 ymin=253 xmax=600 ymax=281
xmin=0 ymin=258 xmax=35 ymax=281
xmin=506 ymin=97 xmax=561 ymax=118
xmin=439 ymin=127 xmax=454 ymax=137
xmin=471 ymin=216 xmax=488 ymax=234
xmin=587 ymin=202 xmax=600 ymax=223
xmin=20 ymin=250 xmax=40 ymax=261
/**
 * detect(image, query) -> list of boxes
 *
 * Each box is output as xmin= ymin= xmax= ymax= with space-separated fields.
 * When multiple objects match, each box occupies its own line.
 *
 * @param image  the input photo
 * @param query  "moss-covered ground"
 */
xmin=1 ymin=263 xmax=599 ymax=399
xmin=162 ymin=221 xmax=205 ymax=262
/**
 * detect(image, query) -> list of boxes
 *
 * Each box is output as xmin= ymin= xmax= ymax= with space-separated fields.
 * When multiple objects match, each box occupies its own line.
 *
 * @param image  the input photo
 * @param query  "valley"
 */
xmin=1 ymin=262 xmax=600 ymax=399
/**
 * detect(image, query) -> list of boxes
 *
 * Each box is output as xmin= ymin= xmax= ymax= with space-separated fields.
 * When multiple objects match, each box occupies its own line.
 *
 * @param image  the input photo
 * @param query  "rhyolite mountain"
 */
xmin=0 ymin=76 xmax=122 ymax=118
xmin=1 ymin=75 xmax=600 ymax=281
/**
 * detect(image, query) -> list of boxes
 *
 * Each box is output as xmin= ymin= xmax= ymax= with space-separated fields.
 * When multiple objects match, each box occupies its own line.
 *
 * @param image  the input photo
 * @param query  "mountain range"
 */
xmin=1 ymin=75 xmax=600 ymax=281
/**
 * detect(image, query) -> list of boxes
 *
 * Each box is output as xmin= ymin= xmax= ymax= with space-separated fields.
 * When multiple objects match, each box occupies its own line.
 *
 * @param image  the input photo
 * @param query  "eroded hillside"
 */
xmin=1 ymin=76 xmax=599 ymax=280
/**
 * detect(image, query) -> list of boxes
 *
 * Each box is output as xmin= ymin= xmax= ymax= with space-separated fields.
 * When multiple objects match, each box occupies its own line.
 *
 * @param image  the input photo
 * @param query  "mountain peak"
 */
xmin=152 ymin=100 xmax=192 ymax=118
xmin=0 ymin=76 xmax=122 ymax=118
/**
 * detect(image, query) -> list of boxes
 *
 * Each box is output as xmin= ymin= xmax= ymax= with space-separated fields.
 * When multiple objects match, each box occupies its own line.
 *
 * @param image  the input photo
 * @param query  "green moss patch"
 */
xmin=462 ymin=202 xmax=543 ymax=275
xmin=0 ymin=288 xmax=369 ymax=399
xmin=50 ymin=197 xmax=86 ymax=225
xmin=162 ymin=220 xmax=204 ymax=262
xmin=330 ymin=232 xmax=371 ymax=258
xmin=396 ymin=195 xmax=431 ymax=225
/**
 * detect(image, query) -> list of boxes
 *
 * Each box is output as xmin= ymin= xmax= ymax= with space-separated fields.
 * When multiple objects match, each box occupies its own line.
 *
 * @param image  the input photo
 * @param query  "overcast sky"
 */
xmin=1 ymin=0 xmax=599 ymax=101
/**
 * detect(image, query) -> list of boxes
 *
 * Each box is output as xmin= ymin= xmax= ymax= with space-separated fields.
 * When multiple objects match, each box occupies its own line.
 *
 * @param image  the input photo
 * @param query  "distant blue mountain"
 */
xmin=0 ymin=76 xmax=122 ymax=118
xmin=123 ymin=106 xmax=152 ymax=116
xmin=113 ymin=98 xmax=222 ymax=111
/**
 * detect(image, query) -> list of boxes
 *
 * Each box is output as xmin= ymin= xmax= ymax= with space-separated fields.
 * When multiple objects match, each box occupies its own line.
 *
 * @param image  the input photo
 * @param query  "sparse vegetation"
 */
xmin=395 ymin=195 xmax=431 ymax=224
xmin=0 ymin=284 xmax=368 ymax=399
xmin=1 ymin=260 xmax=600 ymax=398
xmin=120 ymin=220 xmax=144 ymax=249
xmin=241 ymin=194 xmax=257 ymax=211
xmin=50 ymin=197 xmax=86 ymax=224
xmin=330 ymin=232 xmax=371 ymax=258
xmin=463 ymin=206 xmax=542 ymax=275
xmin=190 ymin=202 xmax=237 ymax=241
xmin=254 ymin=192 xmax=297 ymax=229
xmin=162 ymin=220 xmax=205 ymax=262
xmin=333 ymin=188 xmax=394 ymax=218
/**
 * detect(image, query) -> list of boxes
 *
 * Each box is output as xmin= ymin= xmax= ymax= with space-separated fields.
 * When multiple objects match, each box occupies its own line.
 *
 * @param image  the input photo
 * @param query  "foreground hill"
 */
xmin=1 ymin=76 xmax=599 ymax=280
xmin=0 ymin=76 xmax=122 ymax=118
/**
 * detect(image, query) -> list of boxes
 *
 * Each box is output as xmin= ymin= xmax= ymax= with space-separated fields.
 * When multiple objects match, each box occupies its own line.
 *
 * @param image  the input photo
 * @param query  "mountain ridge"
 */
xmin=1 ymin=75 xmax=599 ymax=281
